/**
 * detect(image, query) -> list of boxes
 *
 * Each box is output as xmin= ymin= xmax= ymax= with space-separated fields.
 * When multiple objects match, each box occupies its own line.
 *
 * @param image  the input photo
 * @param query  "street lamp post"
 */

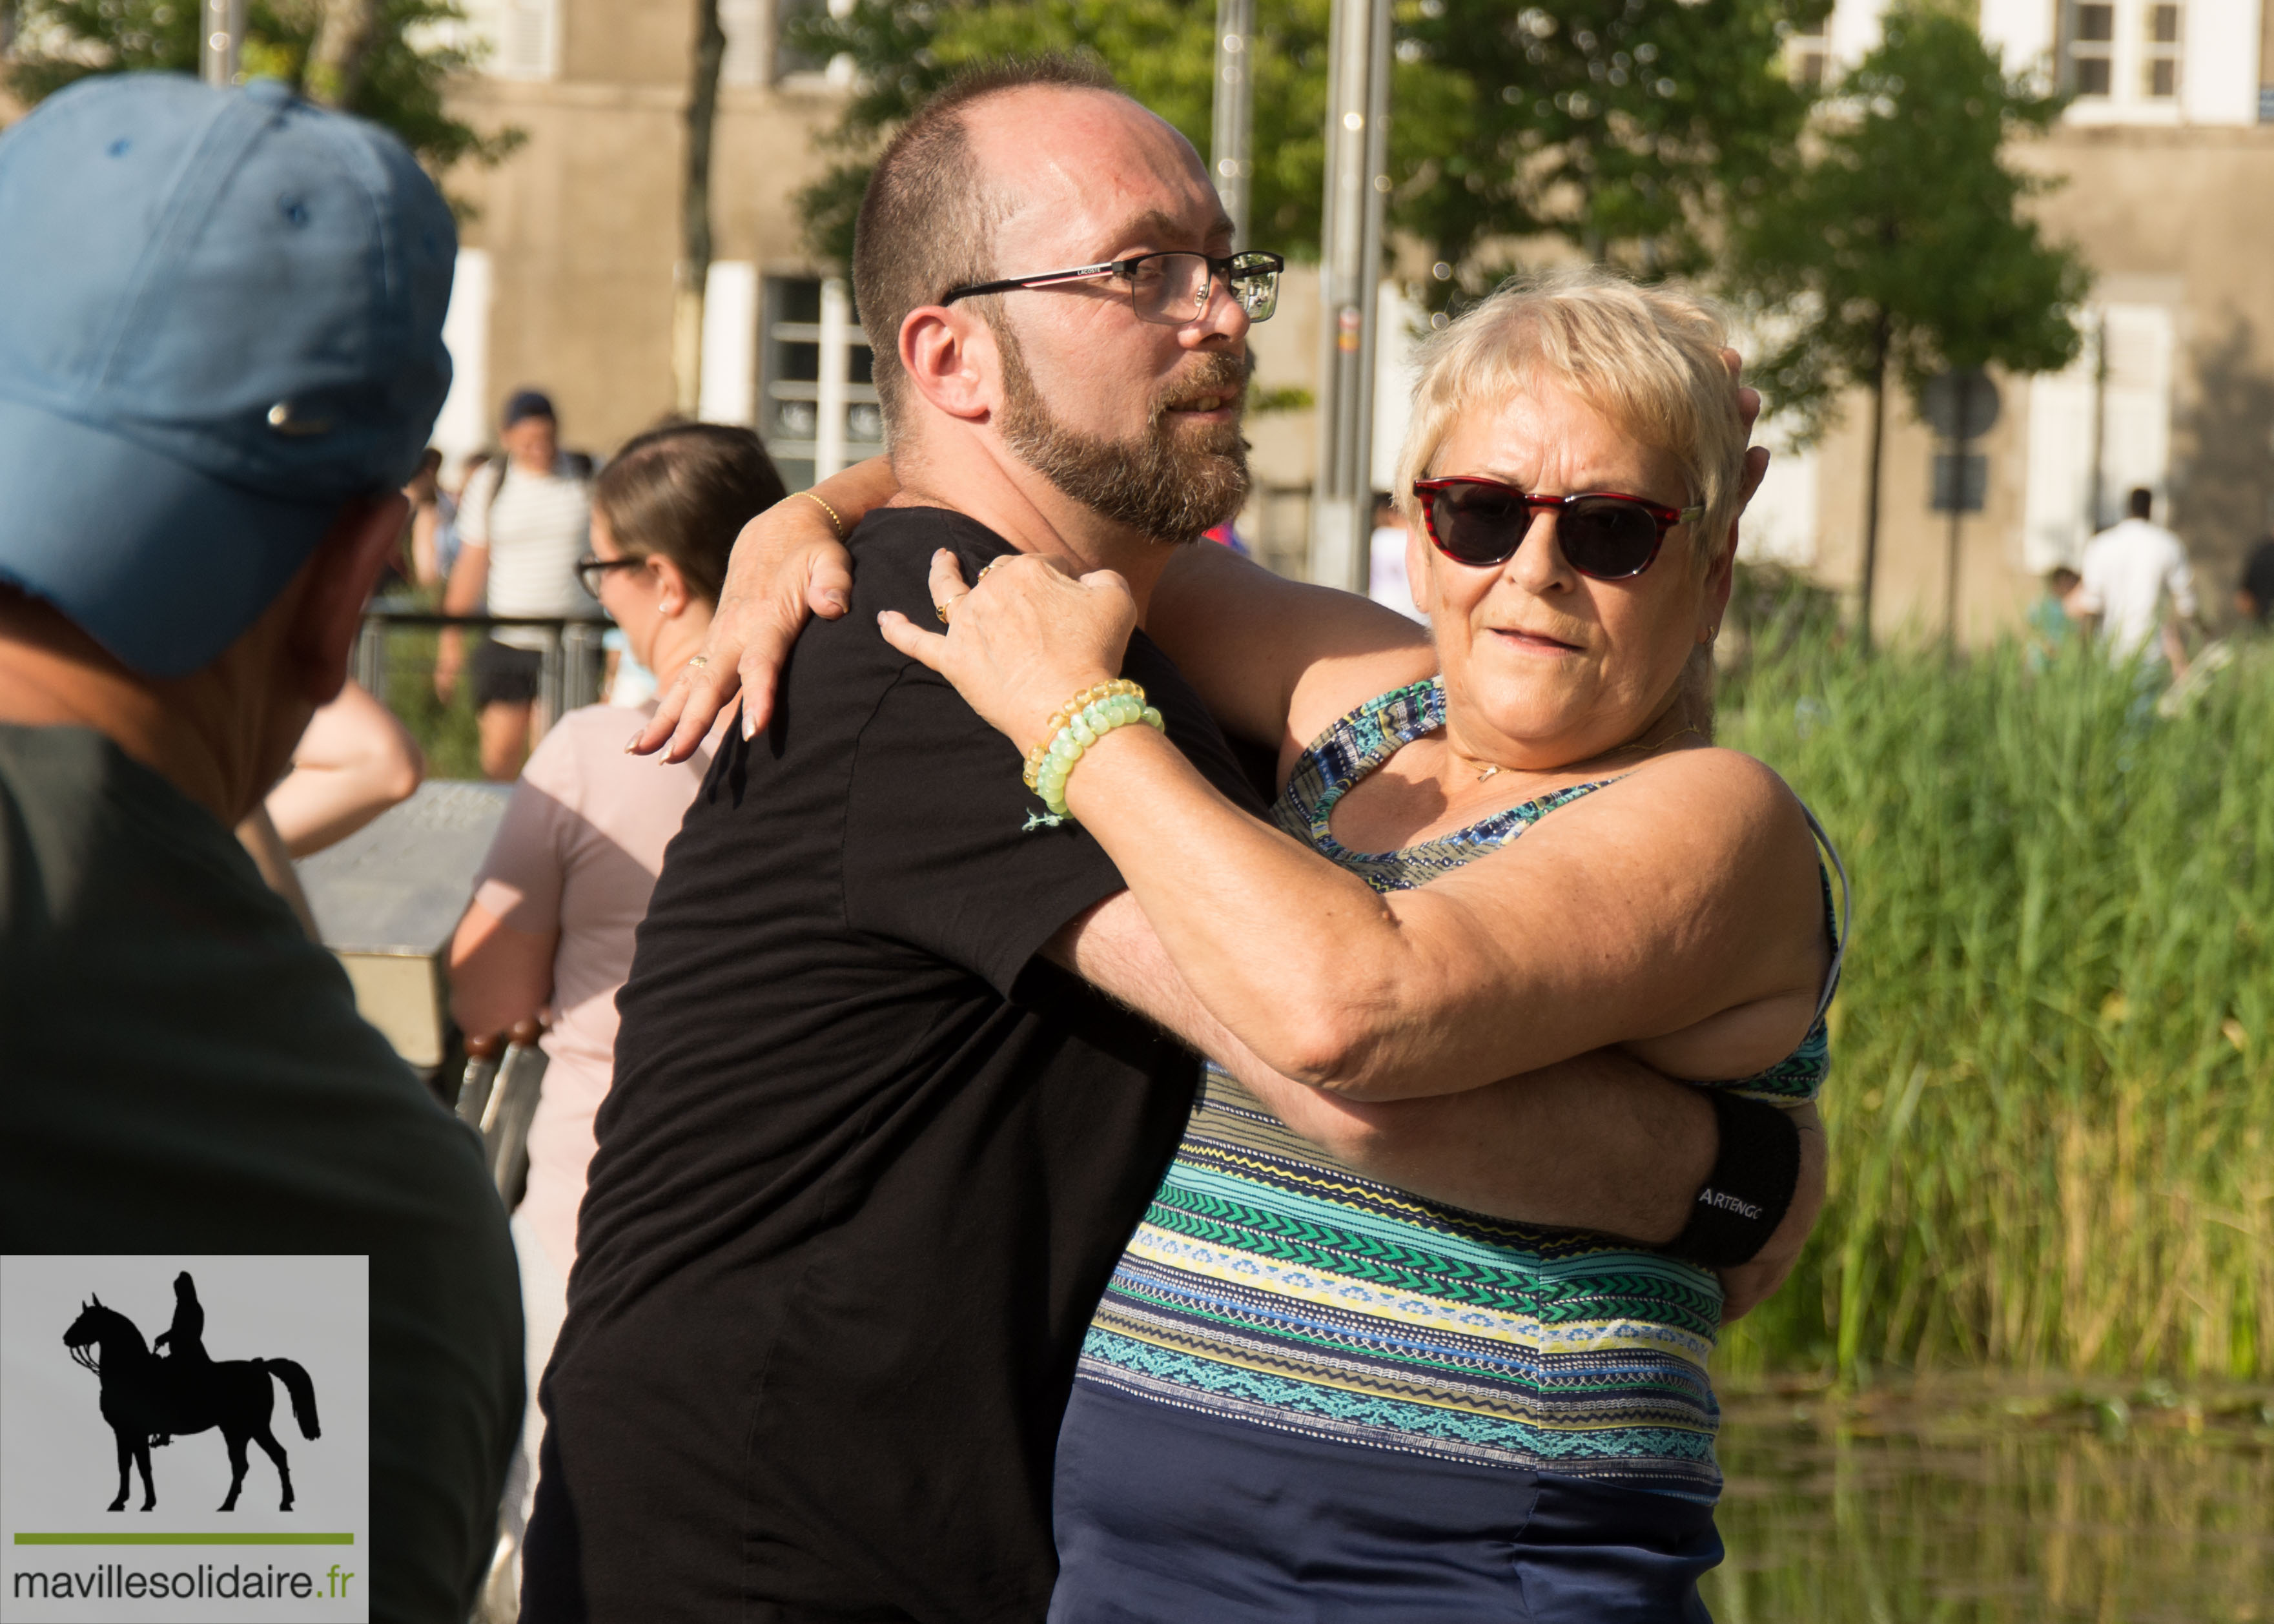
xmin=1211 ymin=0 xmax=1255 ymax=247
xmin=201 ymin=0 xmax=246 ymax=88
xmin=1309 ymin=0 xmax=1391 ymax=593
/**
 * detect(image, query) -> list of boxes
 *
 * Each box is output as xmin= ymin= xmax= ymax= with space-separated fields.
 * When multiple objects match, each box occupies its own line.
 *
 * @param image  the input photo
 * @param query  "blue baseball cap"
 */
xmin=0 ymin=74 xmax=456 ymax=678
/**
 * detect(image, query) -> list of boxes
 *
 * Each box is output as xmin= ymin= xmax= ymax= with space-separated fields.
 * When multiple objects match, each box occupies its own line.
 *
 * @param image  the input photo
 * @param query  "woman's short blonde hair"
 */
xmin=1393 ymin=267 xmax=1746 ymax=574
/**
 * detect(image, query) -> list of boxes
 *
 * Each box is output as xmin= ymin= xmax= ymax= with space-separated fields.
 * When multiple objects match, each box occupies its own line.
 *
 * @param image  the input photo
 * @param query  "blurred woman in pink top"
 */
xmin=447 ymin=421 xmax=785 ymax=1561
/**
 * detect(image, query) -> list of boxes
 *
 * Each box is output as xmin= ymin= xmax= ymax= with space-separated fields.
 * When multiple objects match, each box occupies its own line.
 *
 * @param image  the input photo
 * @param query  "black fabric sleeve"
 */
xmin=842 ymin=659 xmax=1129 ymax=1000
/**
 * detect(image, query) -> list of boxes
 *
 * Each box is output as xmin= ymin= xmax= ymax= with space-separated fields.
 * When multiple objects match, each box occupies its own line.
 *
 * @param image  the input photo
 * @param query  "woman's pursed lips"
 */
xmin=1484 ymin=625 xmax=1583 ymax=654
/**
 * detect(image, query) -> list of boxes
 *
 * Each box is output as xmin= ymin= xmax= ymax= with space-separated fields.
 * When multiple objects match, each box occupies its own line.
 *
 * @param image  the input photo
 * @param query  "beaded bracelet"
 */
xmin=1023 ymin=679 xmax=1143 ymax=790
xmin=1023 ymin=679 xmax=1166 ymax=823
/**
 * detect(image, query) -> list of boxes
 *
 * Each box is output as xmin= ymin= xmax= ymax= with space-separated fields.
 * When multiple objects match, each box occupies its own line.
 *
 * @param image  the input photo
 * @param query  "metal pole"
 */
xmin=200 ymin=0 xmax=245 ymax=88
xmin=816 ymin=276 xmax=852 ymax=479
xmin=2086 ymin=307 xmax=2107 ymax=533
xmin=1944 ymin=380 xmax=1969 ymax=649
xmin=1211 ymin=0 xmax=1255 ymax=247
xmin=1309 ymin=0 xmax=1392 ymax=593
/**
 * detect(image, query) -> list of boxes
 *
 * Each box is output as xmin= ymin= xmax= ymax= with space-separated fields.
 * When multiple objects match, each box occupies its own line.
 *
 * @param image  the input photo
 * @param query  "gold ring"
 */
xmin=933 ymin=598 xmax=957 ymax=624
xmin=976 ymin=558 xmax=1010 ymax=584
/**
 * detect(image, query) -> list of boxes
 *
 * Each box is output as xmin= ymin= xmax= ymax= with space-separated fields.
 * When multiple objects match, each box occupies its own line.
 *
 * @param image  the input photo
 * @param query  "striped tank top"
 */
xmin=1074 ymin=679 xmax=1839 ymax=1501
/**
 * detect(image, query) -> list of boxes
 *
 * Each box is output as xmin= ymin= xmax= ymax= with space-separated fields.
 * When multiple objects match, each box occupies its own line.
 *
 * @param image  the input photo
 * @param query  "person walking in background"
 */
xmin=433 ymin=449 xmax=487 ymax=586
xmin=2027 ymin=564 xmax=2082 ymax=668
xmin=2074 ymin=487 xmax=2201 ymax=674
xmin=446 ymin=422 xmax=786 ymax=1594
xmin=0 ymin=75 xmax=520 ymax=1622
xmin=437 ymin=389 xmax=596 ymax=781
xmin=2236 ymin=535 xmax=2274 ymax=628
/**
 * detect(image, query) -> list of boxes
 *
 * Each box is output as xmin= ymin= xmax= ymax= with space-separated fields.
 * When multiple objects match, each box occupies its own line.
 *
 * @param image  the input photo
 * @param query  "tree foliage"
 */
xmin=2 ymin=0 xmax=517 ymax=174
xmin=786 ymin=0 xmax=1821 ymax=292
xmin=1729 ymin=1 xmax=2087 ymax=437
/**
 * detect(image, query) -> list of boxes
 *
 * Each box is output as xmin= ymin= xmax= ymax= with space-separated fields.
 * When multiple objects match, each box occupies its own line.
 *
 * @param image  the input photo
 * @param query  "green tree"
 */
xmin=675 ymin=0 xmax=728 ymax=415
xmin=785 ymin=0 xmax=1817 ymax=289
xmin=2 ymin=0 xmax=517 ymax=174
xmin=1730 ymin=2 xmax=2087 ymax=646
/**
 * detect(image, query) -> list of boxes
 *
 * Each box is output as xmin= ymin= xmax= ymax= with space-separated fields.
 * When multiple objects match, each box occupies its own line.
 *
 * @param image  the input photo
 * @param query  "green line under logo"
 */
xmin=12 ymin=1533 xmax=354 ymax=1545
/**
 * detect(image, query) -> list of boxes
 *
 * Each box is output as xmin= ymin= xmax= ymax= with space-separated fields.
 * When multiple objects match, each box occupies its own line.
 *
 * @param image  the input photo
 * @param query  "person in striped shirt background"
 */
xmin=436 ymin=389 xmax=598 ymax=780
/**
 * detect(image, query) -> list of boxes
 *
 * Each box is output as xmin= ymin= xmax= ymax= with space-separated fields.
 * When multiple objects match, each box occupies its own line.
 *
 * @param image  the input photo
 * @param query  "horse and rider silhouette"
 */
xmin=63 ymin=1272 xmax=320 ymax=1514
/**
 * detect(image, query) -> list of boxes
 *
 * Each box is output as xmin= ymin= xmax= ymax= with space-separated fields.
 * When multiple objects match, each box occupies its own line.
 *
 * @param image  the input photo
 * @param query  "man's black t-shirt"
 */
xmin=525 ymin=508 xmax=1265 ymax=1624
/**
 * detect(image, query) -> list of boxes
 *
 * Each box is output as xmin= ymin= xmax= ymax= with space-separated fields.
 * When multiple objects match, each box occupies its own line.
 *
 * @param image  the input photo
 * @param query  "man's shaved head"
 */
xmin=852 ymin=54 xmax=1125 ymax=433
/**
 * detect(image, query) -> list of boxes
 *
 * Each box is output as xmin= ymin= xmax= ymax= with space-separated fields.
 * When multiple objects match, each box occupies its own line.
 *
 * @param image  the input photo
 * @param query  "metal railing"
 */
xmin=353 ymin=608 xmax=611 ymax=724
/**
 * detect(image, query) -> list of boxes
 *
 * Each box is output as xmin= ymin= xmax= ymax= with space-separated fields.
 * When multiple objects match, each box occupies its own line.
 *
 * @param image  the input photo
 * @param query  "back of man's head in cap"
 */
xmin=0 ymin=74 xmax=456 ymax=826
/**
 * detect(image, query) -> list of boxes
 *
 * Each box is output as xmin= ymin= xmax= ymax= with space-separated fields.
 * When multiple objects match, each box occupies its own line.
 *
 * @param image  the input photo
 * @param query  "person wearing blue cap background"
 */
xmin=0 ymin=73 xmax=522 ymax=1621
xmin=436 ymin=387 xmax=597 ymax=781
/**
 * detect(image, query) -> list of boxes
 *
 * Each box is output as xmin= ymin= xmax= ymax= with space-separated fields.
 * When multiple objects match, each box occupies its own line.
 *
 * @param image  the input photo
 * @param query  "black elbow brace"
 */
xmin=1664 ymin=1090 xmax=1803 ymax=1269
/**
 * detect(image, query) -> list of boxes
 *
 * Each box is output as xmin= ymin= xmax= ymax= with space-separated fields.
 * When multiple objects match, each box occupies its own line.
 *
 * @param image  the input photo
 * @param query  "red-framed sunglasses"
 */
xmin=1412 ymin=477 xmax=1703 ymax=581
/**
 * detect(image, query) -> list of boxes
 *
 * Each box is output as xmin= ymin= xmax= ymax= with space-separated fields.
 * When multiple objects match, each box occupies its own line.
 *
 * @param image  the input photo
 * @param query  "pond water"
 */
xmin=1705 ymin=1384 xmax=2274 ymax=1623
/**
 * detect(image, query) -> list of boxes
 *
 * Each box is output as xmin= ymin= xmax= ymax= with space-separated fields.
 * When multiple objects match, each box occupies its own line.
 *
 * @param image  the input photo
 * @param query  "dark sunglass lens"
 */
xmin=1435 ymin=488 xmax=1528 ymax=564
xmin=1559 ymin=499 xmax=1661 ymax=577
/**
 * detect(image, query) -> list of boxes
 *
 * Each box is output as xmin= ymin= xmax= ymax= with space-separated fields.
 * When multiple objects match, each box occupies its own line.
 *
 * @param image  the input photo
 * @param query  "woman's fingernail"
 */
xmin=624 ymin=732 xmax=644 ymax=753
xmin=743 ymin=710 xmax=758 ymax=741
xmin=825 ymin=591 xmax=849 ymax=612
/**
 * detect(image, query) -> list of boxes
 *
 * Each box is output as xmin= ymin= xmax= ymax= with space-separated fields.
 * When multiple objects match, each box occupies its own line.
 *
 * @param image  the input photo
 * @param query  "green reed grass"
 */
xmin=1712 ymin=619 xmax=2274 ymax=1387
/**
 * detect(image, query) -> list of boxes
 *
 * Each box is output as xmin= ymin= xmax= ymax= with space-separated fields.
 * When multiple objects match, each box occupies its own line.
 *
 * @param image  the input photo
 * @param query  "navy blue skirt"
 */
xmin=1051 ymin=1379 xmax=1720 ymax=1623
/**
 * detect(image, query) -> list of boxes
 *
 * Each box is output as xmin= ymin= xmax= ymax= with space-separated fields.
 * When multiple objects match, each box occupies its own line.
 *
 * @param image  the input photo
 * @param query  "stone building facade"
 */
xmin=1746 ymin=0 xmax=2274 ymax=641
xmin=14 ymin=0 xmax=2260 ymax=639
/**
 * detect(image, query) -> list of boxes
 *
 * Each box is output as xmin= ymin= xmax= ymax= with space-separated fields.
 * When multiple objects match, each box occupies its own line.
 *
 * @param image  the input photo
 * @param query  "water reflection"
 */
xmin=1707 ymin=1386 xmax=2274 ymax=1623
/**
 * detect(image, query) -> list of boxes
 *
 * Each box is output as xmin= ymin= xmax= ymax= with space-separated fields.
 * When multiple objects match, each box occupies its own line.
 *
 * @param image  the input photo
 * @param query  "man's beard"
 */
xmin=992 ymin=318 xmax=1251 ymax=544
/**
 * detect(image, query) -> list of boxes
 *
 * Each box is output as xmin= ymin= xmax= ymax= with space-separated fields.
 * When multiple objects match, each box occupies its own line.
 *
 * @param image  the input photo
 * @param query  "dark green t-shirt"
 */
xmin=0 ymin=724 xmax=522 ymax=1624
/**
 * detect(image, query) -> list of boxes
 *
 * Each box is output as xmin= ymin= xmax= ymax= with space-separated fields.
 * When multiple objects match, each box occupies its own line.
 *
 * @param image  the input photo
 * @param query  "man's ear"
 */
xmin=899 ymin=305 xmax=999 ymax=424
xmin=287 ymin=492 xmax=409 ymax=708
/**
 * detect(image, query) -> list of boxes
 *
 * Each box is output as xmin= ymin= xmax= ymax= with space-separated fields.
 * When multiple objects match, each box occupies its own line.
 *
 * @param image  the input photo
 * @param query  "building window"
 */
xmin=2069 ymin=1 xmax=2115 ymax=96
xmin=721 ymin=0 xmax=763 ymax=88
xmin=759 ymin=276 xmax=884 ymax=492
xmin=1785 ymin=17 xmax=1828 ymax=91
xmin=2143 ymin=2 xmax=2180 ymax=98
xmin=464 ymin=0 xmax=560 ymax=80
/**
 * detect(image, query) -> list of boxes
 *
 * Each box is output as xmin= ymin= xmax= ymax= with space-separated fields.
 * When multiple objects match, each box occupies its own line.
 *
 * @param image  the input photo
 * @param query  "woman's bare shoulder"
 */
xmin=1281 ymin=642 xmax=1441 ymax=776
xmin=1622 ymin=745 xmax=1805 ymax=812
xmin=1450 ymin=746 xmax=1816 ymax=894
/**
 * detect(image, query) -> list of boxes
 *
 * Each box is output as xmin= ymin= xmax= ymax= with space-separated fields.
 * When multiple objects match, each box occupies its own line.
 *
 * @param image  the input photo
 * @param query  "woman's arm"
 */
xmin=881 ymin=559 xmax=1827 ymax=1101
xmin=265 ymin=680 xmax=425 ymax=858
xmin=447 ymin=900 xmax=556 ymax=1040
xmin=635 ymin=457 xmax=892 ymax=761
xmin=630 ymin=458 xmax=1433 ymax=768
xmin=1142 ymin=542 xmax=1431 ymax=761
xmin=638 ymin=359 xmax=1774 ymax=765
xmin=1052 ymin=888 xmax=1827 ymax=1312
